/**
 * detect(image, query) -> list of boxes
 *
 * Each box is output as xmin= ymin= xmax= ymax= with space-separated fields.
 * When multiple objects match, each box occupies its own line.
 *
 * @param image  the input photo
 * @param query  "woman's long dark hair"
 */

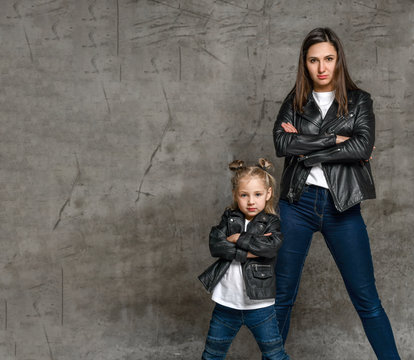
xmin=293 ymin=27 xmax=359 ymax=115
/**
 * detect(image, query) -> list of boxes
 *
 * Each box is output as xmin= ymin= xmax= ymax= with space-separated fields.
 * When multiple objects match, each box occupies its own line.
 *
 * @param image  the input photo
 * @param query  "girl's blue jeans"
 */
xmin=202 ymin=303 xmax=290 ymax=360
xmin=276 ymin=185 xmax=400 ymax=359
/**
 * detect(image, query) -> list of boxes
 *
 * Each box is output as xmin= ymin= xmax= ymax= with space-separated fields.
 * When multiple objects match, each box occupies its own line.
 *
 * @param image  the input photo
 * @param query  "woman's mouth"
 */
xmin=317 ymin=75 xmax=328 ymax=79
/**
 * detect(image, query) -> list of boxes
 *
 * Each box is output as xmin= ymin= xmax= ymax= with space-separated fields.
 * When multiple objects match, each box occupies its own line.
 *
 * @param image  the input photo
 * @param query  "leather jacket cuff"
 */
xmin=236 ymin=232 xmax=250 ymax=251
xmin=235 ymin=248 xmax=247 ymax=263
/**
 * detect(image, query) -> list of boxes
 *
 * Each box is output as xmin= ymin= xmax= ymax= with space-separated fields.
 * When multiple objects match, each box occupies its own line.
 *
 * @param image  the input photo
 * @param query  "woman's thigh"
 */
xmin=276 ymin=198 xmax=318 ymax=303
xmin=321 ymin=204 xmax=381 ymax=310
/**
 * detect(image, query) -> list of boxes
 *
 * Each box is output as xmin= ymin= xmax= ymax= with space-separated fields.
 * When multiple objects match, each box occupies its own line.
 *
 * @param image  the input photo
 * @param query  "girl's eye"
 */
xmin=240 ymin=194 xmax=247 ymax=197
xmin=255 ymin=193 xmax=262 ymax=197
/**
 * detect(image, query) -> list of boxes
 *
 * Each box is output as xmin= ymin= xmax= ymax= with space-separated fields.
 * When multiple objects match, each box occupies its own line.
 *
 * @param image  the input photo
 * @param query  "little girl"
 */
xmin=199 ymin=159 xmax=290 ymax=360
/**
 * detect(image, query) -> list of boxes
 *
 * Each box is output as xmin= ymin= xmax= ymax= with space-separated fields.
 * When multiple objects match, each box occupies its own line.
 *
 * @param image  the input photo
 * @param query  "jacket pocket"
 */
xmin=252 ymin=264 xmax=273 ymax=279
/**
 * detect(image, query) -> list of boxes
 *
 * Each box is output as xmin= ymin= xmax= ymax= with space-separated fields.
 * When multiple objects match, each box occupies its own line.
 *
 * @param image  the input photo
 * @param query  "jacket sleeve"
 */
xmin=209 ymin=210 xmax=248 ymax=262
xmin=273 ymin=97 xmax=336 ymax=157
xmin=235 ymin=216 xmax=283 ymax=258
xmin=300 ymin=92 xmax=375 ymax=167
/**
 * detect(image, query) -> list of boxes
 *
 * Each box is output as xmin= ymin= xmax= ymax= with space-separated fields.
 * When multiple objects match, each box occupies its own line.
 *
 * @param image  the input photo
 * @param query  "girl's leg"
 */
xmin=245 ymin=306 xmax=290 ymax=360
xmin=321 ymin=199 xmax=400 ymax=360
xmin=276 ymin=188 xmax=320 ymax=342
xmin=202 ymin=304 xmax=242 ymax=360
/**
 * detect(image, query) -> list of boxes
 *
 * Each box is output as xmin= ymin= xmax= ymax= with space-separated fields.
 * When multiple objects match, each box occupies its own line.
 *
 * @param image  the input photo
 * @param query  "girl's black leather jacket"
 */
xmin=198 ymin=208 xmax=283 ymax=300
xmin=273 ymin=89 xmax=376 ymax=212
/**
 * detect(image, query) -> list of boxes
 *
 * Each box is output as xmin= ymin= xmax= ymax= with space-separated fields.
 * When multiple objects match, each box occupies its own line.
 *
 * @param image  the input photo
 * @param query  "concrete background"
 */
xmin=0 ymin=0 xmax=413 ymax=359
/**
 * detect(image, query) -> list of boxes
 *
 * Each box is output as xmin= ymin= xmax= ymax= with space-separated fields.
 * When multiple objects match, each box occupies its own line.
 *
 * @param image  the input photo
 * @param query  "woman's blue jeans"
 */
xmin=202 ymin=304 xmax=290 ymax=360
xmin=275 ymin=185 xmax=400 ymax=359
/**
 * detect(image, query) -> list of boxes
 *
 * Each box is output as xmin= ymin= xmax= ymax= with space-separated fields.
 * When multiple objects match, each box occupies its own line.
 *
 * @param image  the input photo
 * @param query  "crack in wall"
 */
xmin=136 ymin=58 xmax=173 ymax=204
xmin=53 ymin=154 xmax=82 ymax=230
xmin=23 ymin=27 xmax=34 ymax=63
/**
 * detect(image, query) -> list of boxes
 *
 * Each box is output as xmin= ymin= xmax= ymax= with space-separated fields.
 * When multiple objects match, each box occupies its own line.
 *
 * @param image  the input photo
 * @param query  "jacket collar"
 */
xmin=301 ymin=91 xmax=340 ymax=131
xmin=230 ymin=209 xmax=268 ymax=223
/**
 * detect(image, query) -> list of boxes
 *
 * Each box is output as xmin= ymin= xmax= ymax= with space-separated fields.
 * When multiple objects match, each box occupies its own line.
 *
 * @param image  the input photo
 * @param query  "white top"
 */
xmin=211 ymin=219 xmax=275 ymax=310
xmin=305 ymin=90 xmax=336 ymax=189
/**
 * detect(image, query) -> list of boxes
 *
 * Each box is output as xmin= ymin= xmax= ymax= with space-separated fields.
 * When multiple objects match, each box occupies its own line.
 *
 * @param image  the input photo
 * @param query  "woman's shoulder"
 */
xmin=348 ymin=88 xmax=372 ymax=105
xmin=281 ymin=90 xmax=295 ymax=105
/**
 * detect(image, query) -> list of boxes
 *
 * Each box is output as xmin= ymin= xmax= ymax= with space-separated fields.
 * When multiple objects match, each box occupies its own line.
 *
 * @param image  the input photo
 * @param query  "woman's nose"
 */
xmin=318 ymin=61 xmax=326 ymax=73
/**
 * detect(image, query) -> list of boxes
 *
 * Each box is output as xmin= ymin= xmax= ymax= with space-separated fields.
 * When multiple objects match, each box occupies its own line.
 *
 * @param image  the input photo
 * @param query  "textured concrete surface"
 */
xmin=0 ymin=0 xmax=413 ymax=359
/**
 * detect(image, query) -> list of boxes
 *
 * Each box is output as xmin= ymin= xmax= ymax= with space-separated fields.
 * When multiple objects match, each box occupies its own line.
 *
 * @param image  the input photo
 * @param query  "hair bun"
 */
xmin=229 ymin=160 xmax=245 ymax=171
xmin=257 ymin=158 xmax=273 ymax=172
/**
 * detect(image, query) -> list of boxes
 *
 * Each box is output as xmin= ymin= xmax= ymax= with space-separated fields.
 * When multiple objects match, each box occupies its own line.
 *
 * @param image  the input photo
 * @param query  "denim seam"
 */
xmin=247 ymin=311 xmax=275 ymax=331
xmin=211 ymin=315 xmax=241 ymax=332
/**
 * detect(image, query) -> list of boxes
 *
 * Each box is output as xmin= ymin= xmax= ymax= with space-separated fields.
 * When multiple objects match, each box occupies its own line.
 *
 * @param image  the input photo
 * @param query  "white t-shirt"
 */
xmin=305 ymin=90 xmax=335 ymax=189
xmin=211 ymin=219 xmax=275 ymax=310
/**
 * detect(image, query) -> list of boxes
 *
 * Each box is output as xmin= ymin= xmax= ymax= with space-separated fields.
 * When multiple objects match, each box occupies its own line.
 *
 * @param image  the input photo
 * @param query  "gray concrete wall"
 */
xmin=0 ymin=0 xmax=413 ymax=359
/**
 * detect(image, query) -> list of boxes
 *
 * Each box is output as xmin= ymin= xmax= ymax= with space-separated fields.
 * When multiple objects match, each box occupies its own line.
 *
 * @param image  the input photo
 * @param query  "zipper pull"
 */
xmin=287 ymin=189 xmax=294 ymax=203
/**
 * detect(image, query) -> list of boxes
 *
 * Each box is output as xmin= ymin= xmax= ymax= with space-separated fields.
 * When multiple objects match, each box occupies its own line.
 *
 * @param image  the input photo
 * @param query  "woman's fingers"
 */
xmin=335 ymin=135 xmax=350 ymax=144
xmin=282 ymin=122 xmax=298 ymax=133
xmin=365 ymin=146 xmax=375 ymax=162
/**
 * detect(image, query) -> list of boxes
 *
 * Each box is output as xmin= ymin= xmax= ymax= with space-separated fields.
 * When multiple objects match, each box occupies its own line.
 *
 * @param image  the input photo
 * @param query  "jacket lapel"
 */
xmin=320 ymin=100 xmax=340 ymax=133
xmin=301 ymin=96 xmax=323 ymax=128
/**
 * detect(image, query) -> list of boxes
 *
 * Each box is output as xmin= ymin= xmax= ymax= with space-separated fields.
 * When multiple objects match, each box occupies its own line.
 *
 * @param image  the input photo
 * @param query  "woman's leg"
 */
xmin=275 ymin=187 xmax=321 ymax=342
xmin=321 ymin=199 xmax=400 ymax=359
xmin=245 ymin=305 xmax=290 ymax=360
xmin=202 ymin=304 xmax=242 ymax=360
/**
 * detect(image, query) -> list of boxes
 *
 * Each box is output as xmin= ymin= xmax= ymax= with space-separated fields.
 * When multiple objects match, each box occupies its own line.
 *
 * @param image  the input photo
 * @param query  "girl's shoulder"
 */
xmin=254 ymin=211 xmax=280 ymax=223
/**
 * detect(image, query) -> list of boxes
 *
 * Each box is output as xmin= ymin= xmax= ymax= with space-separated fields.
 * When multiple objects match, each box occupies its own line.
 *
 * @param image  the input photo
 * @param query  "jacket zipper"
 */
xmin=363 ymin=164 xmax=374 ymax=185
xmin=280 ymin=156 xmax=294 ymax=180
xmin=287 ymin=160 xmax=300 ymax=203
xmin=302 ymin=147 xmax=341 ymax=161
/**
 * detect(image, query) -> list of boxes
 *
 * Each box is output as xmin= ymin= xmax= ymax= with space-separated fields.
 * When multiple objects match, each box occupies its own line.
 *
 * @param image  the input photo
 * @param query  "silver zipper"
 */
xmin=363 ymin=164 xmax=374 ymax=185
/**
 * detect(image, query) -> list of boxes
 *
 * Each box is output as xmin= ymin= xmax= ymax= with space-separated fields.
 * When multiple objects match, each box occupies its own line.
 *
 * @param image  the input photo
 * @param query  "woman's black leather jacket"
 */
xmin=198 ymin=208 xmax=283 ymax=300
xmin=273 ymin=89 xmax=376 ymax=212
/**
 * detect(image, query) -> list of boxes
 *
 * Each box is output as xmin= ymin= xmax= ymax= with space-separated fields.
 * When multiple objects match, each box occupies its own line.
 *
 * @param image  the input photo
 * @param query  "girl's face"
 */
xmin=234 ymin=176 xmax=271 ymax=220
xmin=306 ymin=42 xmax=337 ymax=92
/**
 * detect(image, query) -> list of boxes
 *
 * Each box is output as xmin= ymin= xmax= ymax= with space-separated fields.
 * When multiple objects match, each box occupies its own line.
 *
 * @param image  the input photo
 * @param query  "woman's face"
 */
xmin=306 ymin=42 xmax=337 ymax=92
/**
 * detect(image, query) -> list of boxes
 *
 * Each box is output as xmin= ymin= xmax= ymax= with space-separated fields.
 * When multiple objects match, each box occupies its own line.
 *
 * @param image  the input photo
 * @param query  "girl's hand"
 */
xmin=282 ymin=122 xmax=298 ymax=133
xmin=227 ymin=233 xmax=240 ymax=243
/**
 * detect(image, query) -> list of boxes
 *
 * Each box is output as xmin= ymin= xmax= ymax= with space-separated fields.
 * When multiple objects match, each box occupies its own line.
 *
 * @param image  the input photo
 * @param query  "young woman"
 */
xmin=273 ymin=27 xmax=400 ymax=359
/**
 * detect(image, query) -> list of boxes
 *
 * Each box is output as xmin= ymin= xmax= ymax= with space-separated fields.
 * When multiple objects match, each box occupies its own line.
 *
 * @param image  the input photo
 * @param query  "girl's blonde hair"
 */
xmin=228 ymin=158 xmax=276 ymax=215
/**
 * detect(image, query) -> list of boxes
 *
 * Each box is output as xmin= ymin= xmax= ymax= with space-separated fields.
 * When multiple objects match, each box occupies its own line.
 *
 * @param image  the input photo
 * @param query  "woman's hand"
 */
xmin=282 ymin=122 xmax=298 ymax=133
xmin=336 ymin=135 xmax=350 ymax=144
xmin=227 ymin=233 xmax=240 ymax=243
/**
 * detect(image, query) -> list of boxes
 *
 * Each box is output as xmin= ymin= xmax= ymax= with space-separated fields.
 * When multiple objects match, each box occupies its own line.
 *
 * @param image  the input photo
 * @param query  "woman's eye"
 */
xmin=327 ymin=57 xmax=334 ymax=61
xmin=309 ymin=59 xmax=316 ymax=63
